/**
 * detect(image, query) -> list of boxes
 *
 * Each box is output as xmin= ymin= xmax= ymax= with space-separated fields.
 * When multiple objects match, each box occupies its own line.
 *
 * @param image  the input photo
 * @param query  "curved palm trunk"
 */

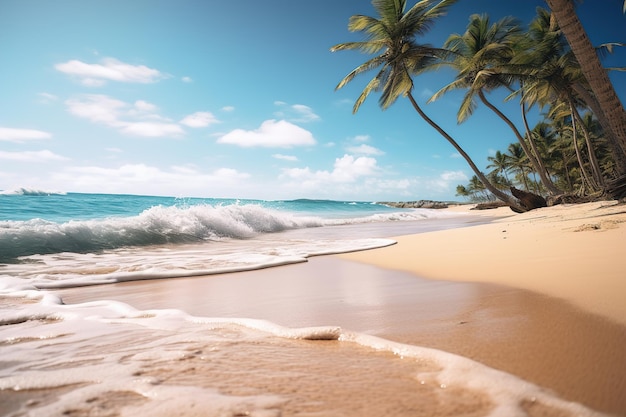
xmin=406 ymin=92 xmax=526 ymax=212
xmin=519 ymin=100 xmax=563 ymax=195
xmin=570 ymin=102 xmax=596 ymax=193
xmin=572 ymin=83 xmax=626 ymax=174
xmin=478 ymin=90 xmax=562 ymax=195
xmin=547 ymin=0 xmax=626 ymax=160
xmin=570 ymin=97 xmax=605 ymax=188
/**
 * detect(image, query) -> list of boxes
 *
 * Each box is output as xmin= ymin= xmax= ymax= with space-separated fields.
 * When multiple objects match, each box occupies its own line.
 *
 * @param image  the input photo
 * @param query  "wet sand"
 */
xmin=57 ymin=255 xmax=626 ymax=415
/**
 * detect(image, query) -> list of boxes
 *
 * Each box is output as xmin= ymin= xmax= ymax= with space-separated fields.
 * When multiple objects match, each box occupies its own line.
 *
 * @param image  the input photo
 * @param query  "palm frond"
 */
xmin=334 ymin=55 xmax=388 ymax=90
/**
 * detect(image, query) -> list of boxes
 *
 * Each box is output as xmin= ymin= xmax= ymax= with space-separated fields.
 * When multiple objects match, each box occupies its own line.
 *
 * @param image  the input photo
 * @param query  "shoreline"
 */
xmin=52 ymin=201 xmax=626 ymax=415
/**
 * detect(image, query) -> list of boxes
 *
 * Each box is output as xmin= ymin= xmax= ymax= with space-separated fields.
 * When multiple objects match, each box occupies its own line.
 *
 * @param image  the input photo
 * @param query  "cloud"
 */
xmin=440 ymin=170 xmax=468 ymax=182
xmin=272 ymin=154 xmax=298 ymax=162
xmin=280 ymin=154 xmax=379 ymax=187
xmin=290 ymin=104 xmax=320 ymax=122
xmin=0 ymin=127 xmax=52 ymax=142
xmin=182 ymin=76 xmax=193 ymax=83
xmin=55 ymin=57 xmax=165 ymax=86
xmin=0 ymin=150 xmax=68 ymax=162
xmin=346 ymin=144 xmax=384 ymax=156
xmin=221 ymin=106 xmax=235 ymax=112
xmin=180 ymin=111 xmax=220 ymax=128
xmin=352 ymin=135 xmax=370 ymax=142
xmin=133 ymin=100 xmax=158 ymax=113
xmin=65 ymin=94 xmax=184 ymax=138
xmin=274 ymin=102 xmax=320 ymax=123
xmin=50 ymin=163 xmax=250 ymax=196
xmin=118 ymin=122 xmax=185 ymax=137
xmin=217 ymin=119 xmax=316 ymax=148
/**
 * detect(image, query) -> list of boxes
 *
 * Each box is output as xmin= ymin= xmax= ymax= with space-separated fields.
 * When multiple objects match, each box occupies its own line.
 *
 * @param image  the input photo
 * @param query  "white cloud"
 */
xmin=119 ymin=122 xmax=184 ymax=138
xmin=222 ymin=106 xmax=235 ymax=112
xmin=281 ymin=154 xmax=379 ymax=187
xmin=182 ymin=76 xmax=193 ymax=83
xmin=180 ymin=111 xmax=220 ymax=128
xmin=134 ymin=100 xmax=158 ymax=113
xmin=440 ymin=170 xmax=468 ymax=182
xmin=346 ymin=144 xmax=384 ymax=156
xmin=55 ymin=57 xmax=165 ymax=86
xmin=0 ymin=127 xmax=52 ymax=142
xmin=65 ymin=94 xmax=184 ymax=138
xmin=0 ymin=150 xmax=68 ymax=162
xmin=273 ymin=154 xmax=298 ymax=162
xmin=66 ymin=94 xmax=125 ymax=125
xmin=50 ymin=164 xmax=250 ymax=196
xmin=450 ymin=152 xmax=462 ymax=159
xmin=274 ymin=102 xmax=320 ymax=123
xmin=291 ymin=104 xmax=320 ymax=122
xmin=217 ymin=119 xmax=316 ymax=148
xmin=352 ymin=135 xmax=370 ymax=142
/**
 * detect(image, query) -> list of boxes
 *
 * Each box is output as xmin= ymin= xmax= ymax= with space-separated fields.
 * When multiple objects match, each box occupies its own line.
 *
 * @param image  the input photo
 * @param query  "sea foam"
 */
xmin=0 ymin=286 xmax=609 ymax=417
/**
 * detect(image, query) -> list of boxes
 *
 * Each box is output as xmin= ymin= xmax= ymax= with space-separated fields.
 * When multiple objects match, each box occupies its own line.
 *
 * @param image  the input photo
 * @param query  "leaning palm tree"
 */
xmin=429 ymin=13 xmax=562 ymax=195
xmin=330 ymin=0 xmax=525 ymax=211
xmin=546 ymin=0 xmax=626 ymax=163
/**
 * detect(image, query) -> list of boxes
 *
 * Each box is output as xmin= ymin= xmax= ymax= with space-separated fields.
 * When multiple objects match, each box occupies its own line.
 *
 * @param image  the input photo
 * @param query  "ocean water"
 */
xmin=0 ymin=189 xmax=609 ymax=416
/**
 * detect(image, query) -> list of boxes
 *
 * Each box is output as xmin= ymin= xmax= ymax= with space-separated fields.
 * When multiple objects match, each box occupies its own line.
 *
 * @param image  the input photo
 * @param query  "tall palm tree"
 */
xmin=519 ymin=8 xmax=605 ymax=191
xmin=331 ymin=0 xmax=525 ymax=211
xmin=429 ymin=13 xmax=562 ymax=195
xmin=546 ymin=0 xmax=626 ymax=163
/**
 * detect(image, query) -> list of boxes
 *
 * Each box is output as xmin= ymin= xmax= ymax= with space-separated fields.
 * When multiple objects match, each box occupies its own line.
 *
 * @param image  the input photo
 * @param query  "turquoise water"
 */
xmin=0 ymin=189 xmax=429 ymax=263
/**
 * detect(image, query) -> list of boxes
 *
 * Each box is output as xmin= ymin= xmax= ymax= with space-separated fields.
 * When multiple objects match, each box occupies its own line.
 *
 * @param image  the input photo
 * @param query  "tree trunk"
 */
xmin=406 ymin=92 xmax=526 ymax=212
xmin=546 ymin=0 xmax=626 ymax=159
xmin=519 ymin=99 xmax=563 ymax=195
xmin=572 ymin=82 xmax=626 ymax=174
xmin=570 ymin=97 xmax=605 ymax=188
xmin=478 ymin=90 xmax=562 ymax=195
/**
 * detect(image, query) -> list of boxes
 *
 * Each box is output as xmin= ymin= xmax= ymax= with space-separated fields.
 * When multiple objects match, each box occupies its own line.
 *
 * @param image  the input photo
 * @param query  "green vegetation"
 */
xmin=332 ymin=0 xmax=626 ymax=210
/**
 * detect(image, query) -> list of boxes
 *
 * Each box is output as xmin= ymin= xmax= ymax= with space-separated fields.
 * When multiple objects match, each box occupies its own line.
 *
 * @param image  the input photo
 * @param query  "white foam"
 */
xmin=0 ymin=287 xmax=611 ymax=417
xmin=1 ymin=238 xmax=396 ymax=289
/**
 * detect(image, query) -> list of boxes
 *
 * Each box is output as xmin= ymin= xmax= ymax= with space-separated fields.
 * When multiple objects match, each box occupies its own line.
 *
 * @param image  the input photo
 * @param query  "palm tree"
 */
xmin=331 ymin=0 xmax=525 ymax=212
xmin=505 ymin=142 xmax=531 ymax=191
xmin=518 ymin=8 xmax=605 ymax=191
xmin=546 ymin=0 xmax=626 ymax=163
xmin=487 ymin=150 xmax=511 ymax=183
xmin=429 ymin=13 xmax=562 ymax=195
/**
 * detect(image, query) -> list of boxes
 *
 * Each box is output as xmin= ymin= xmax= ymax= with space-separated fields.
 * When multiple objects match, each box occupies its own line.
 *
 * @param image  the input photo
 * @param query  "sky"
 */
xmin=1 ymin=0 xmax=624 ymax=201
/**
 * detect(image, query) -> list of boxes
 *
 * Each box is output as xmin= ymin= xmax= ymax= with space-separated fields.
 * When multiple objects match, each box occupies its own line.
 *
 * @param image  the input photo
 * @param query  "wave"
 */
xmin=0 ymin=187 xmax=67 ymax=196
xmin=0 ymin=203 xmax=455 ymax=262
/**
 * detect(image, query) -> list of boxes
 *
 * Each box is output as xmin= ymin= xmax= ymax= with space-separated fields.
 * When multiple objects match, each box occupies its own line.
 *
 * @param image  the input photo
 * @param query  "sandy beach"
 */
xmin=52 ymin=200 xmax=626 ymax=416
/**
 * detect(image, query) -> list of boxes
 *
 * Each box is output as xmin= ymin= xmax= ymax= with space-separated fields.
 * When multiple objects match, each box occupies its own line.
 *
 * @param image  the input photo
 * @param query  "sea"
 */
xmin=0 ymin=188 xmax=609 ymax=416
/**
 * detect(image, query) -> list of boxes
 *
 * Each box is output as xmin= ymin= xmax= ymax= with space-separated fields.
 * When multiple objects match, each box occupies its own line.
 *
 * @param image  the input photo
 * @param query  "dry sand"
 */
xmin=340 ymin=200 xmax=626 ymax=325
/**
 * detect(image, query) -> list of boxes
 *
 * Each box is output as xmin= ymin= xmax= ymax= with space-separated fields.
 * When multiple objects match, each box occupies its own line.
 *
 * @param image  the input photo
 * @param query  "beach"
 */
xmin=46 ymin=200 xmax=626 ymax=416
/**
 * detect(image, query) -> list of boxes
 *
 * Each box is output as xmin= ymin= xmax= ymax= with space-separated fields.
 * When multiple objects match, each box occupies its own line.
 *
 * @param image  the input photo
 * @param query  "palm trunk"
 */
xmin=406 ymin=92 xmax=526 ymax=212
xmin=572 ymin=82 xmax=626 ymax=174
xmin=570 ymin=98 xmax=605 ymax=188
xmin=519 ymin=99 xmax=562 ymax=195
xmin=547 ymin=0 xmax=626 ymax=159
xmin=570 ymin=103 xmax=596 ymax=193
xmin=478 ymin=90 xmax=562 ymax=195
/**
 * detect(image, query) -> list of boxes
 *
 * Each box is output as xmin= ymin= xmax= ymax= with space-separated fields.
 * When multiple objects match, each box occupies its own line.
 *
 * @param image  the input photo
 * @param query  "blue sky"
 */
xmin=1 ymin=0 xmax=624 ymax=201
